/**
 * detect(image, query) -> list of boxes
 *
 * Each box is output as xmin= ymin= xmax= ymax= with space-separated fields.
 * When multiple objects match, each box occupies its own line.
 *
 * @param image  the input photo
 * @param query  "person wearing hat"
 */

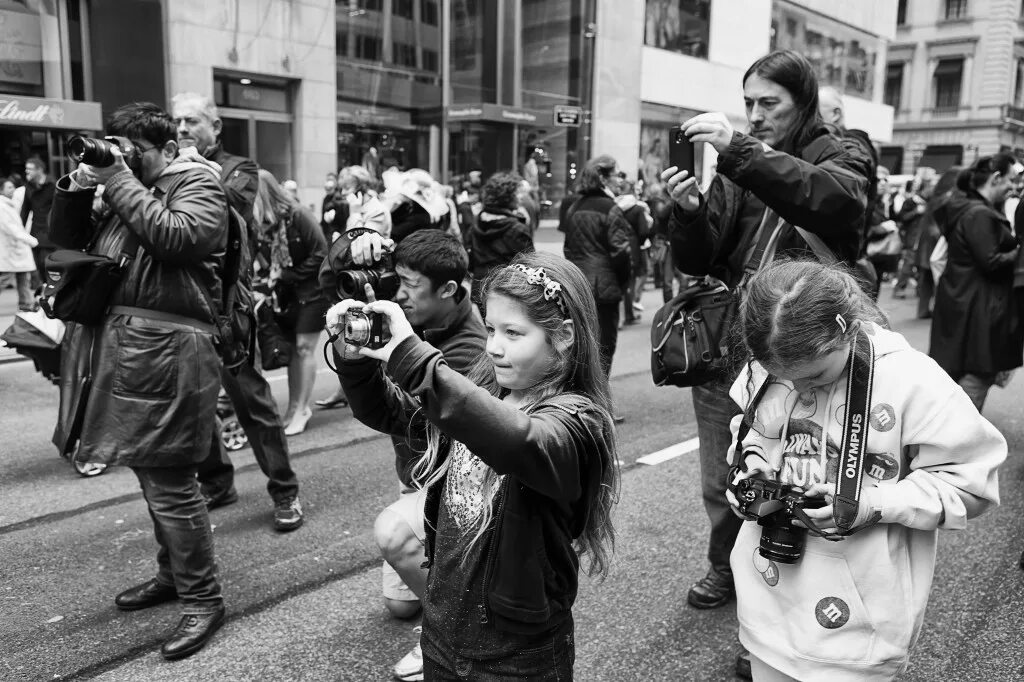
xmin=390 ymin=169 xmax=451 ymax=242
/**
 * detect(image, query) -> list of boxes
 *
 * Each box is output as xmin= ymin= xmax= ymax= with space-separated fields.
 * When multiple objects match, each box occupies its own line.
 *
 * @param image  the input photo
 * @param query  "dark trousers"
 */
xmin=917 ymin=269 xmax=935 ymax=317
xmin=197 ymin=360 xmax=299 ymax=503
xmin=595 ymin=300 xmax=620 ymax=378
xmin=691 ymin=378 xmax=743 ymax=576
xmin=32 ymin=246 xmax=54 ymax=290
xmin=131 ymin=465 xmax=223 ymax=614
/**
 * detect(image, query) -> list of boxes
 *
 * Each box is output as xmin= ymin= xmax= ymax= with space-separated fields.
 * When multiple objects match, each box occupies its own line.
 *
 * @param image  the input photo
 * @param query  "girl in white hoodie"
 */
xmin=726 ymin=259 xmax=1005 ymax=681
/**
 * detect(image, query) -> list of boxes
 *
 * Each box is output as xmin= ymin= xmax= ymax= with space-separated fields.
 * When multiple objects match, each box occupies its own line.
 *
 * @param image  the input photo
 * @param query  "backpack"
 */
xmin=211 ymin=205 xmax=254 ymax=372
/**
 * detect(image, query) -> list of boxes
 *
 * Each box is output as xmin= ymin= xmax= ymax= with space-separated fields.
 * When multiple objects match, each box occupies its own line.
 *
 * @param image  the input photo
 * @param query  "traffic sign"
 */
xmin=553 ymin=105 xmax=583 ymax=127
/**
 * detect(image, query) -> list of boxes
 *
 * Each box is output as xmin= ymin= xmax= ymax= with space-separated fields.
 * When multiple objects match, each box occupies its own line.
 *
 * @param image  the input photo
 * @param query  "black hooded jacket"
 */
xmin=469 ymin=208 xmax=534 ymax=280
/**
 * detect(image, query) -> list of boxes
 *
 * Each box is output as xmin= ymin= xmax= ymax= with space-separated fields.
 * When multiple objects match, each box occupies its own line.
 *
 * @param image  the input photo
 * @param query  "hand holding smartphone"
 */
xmin=668 ymin=126 xmax=696 ymax=177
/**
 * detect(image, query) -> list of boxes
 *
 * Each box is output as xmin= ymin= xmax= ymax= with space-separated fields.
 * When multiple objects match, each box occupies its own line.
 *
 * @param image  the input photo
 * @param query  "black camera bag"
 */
xmin=41 ymin=233 xmax=139 ymax=326
xmin=255 ymin=297 xmax=293 ymax=371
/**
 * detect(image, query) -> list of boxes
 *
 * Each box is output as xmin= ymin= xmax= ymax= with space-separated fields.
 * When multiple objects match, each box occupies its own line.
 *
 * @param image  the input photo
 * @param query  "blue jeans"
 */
xmin=691 ymin=378 xmax=743 ymax=576
xmin=422 ymin=620 xmax=575 ymax=681
xmin=197 ymin=360 xmax=298 ymax=503
xmin=132 ymin=465 xmax=223 ymax=614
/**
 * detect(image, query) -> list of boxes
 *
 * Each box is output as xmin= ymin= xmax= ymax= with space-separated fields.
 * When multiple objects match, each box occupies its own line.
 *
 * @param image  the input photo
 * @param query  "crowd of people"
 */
xmin=1 ymin=45 xmax=1020 ymax=681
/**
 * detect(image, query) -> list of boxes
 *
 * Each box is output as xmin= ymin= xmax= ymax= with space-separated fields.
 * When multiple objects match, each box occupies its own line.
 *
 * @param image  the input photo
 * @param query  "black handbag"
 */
xmin=255 ymin=298 xmax=293 ymax=371
xmin=651 ymin=212 xmax=837 ymax=388
xmin=40 ymin=233 xmax=138 ymax=326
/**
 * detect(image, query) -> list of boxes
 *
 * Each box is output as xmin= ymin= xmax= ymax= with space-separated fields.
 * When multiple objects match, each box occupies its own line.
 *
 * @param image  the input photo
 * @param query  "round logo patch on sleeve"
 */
xmin=815 ymin=597 xmax=851 ymax=628
xmin=869 ymin=404 xmax=897 ymax=432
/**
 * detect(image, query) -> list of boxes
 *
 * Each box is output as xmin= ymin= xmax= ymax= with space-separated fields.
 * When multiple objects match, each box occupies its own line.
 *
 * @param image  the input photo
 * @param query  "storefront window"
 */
xmin=644 ymin=0 xmax=711 ymax=59
xmin=770 ymin=0 xmax=882 ymax=99
xmin=215 ymin=74 xmax=295 ymax=181
xmin=0 ymin=0 xmax=63 ymax=98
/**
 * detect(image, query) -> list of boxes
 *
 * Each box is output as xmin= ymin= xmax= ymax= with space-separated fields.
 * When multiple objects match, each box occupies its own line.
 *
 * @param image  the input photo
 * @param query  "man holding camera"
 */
xmin=49 ymin=102 xmax=228 ymax=660
xmin=661 ymin=50 xmax=870 ymax=678
xmin=171 ymin=92 xmax=303 ymax=531
xmin=333 ymin=229 xmax=486 ymax=682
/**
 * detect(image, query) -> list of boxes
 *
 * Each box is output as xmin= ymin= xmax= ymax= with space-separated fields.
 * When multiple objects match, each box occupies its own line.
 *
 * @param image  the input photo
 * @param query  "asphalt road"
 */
xmin=2 ymin=253 xmax=1024 ymax=680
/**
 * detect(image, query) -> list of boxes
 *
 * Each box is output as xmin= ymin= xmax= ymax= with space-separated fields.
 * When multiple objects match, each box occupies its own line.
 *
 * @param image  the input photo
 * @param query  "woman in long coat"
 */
xmin=929 ymin=153 xmax=1023 ymax=411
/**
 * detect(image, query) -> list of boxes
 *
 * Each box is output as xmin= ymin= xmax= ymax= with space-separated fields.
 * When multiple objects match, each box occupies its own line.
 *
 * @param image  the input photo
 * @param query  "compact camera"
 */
xmin=734 ymin=477 xmax=827 ymax=564
xmin=67 ymin=136 xmax=143 ymax=175
xmin=343 ymin=309 xmax=387 ymax=349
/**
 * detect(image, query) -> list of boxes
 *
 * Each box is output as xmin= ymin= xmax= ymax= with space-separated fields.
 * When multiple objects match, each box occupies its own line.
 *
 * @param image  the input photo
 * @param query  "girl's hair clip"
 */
xmin=511 ymin=264 xmax=568 ymax=315
xmin=836 ymin=313 xmax=848 ymax=333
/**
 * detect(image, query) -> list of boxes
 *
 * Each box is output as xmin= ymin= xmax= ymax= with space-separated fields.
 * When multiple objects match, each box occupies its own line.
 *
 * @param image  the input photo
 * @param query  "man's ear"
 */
xmin=212 ymin=117 xmax=223 ymax=138
xmin=554 ymin=318 xmax=575 ymax=354
xmin=439 ymin=280 xmax=459 ymax=300
xmin=162 ymin=140 xmax=178 ymax=160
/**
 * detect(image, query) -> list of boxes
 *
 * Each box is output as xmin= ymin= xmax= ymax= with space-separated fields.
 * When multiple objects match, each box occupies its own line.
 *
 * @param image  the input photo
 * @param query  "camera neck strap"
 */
xmin=733 ymin=328 xmax=875 ymax=535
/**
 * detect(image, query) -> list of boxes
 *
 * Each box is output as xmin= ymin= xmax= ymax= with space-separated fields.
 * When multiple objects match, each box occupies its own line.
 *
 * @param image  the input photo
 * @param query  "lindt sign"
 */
xmin=0 ymin=99 xmax=63 ymax=125
xmin=0 ymin=95 xmax=101 ymax=131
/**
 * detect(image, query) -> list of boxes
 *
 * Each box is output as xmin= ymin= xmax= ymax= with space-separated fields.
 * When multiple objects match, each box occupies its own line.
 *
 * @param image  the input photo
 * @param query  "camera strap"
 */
xmin=732 ymin=327 xmax=875 ymax=536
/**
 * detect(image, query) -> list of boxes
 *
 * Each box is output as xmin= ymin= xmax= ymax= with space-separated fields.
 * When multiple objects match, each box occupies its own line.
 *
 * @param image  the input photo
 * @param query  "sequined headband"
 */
xmin=510 ymin=264 xmax=568 ymax=315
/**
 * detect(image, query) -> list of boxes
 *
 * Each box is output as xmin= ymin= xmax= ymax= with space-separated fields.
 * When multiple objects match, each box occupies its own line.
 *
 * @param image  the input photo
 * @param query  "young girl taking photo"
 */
xmin=326 ymin=251 xmax=619 ymax=680
xmin=726 ymin=259 xmax=1005 ymax=681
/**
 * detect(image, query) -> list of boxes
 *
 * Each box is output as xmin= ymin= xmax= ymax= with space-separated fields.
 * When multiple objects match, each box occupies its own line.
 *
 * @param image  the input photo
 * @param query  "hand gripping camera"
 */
xmin=330 ymin=228 xmax=400 ymax=350
xmin=67 ymin=136 xmax=144 ymax=176
xmin=733 ymin=477 xmax=827 ymax=564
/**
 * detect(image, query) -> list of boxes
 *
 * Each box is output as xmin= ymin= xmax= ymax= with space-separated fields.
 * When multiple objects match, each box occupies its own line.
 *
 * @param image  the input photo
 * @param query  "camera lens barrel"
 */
xmin=758 ymin=523 xmax=806 ymax=565
xmin=67 ymin=136 xmax=116 ymax=167
xmin=344 ymin=312 xmax=372 ymax=346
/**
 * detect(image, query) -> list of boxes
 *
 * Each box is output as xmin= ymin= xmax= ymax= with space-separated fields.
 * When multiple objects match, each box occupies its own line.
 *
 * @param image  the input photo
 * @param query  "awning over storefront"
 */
xmin=445 ymin=103 xmax=548 ymax=125
xmin=0 ymin=94 xmax=102 ymax=131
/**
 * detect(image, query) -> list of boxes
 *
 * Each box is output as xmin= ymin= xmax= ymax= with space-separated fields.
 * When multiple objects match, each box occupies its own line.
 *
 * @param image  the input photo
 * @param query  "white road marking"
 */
xmin=266 ymin=368 xmax=336 ymax=383
xmin=636 ymin=437 xmax=701 ymax=466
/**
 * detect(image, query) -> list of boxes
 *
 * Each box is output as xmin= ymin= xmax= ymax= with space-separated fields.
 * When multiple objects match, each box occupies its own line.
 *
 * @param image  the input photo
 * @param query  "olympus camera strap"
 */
xmin=732 ymin=327 xmax=875 ymax=537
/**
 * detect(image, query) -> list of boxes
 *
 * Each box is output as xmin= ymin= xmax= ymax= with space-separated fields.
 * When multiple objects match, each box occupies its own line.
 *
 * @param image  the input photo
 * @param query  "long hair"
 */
xmin=253 ymin=168 xmax=298 ymax=228
xmin=740 ymin=259 xmax=887 ymax=371
xmin=955 ymin=153 xmax=1017 ymax=192
xmin=410 ymin=251 xmax=619 ymax=578
xmin=743 ymin=50 xmax=824 ymax=155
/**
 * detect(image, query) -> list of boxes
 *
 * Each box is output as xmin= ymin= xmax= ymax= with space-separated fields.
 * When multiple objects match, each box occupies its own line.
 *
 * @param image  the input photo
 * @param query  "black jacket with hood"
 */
xmin=561 ymin=189 xmax=633 ymax=302
xmin=469 ymin=208 xmax=534 ymax=280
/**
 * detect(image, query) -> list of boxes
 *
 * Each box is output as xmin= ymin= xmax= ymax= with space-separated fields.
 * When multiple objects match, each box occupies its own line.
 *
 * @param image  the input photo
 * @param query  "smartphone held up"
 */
xmin=668 ymin=126 xmax=696 ymax=177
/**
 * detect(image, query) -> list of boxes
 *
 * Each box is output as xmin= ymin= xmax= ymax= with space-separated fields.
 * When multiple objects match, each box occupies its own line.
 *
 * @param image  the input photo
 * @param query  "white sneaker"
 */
xmin=632 ymin=301 xmax=644 ymax=312
xmin=393 ymin=641 xmax=423 ymax=681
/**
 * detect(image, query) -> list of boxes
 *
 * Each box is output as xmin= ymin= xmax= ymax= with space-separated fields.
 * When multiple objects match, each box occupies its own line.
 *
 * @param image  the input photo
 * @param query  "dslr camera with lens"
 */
xmin=67 ymin=135 xmax=143 ymax=175
xmin=733 ymin=477 xmax=827 ymax=564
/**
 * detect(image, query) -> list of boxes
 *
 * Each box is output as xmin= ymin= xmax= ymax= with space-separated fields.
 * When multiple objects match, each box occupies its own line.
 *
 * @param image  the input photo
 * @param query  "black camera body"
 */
xmin=67 ymin=135 xmax=143 ymax=175
xmin=337 ymin=250 xmax=401 ymax=302
xmin=734 ymin=477 xmax=827 ymax=564
xmin=343 ymin=309 xmax=387 ymax=349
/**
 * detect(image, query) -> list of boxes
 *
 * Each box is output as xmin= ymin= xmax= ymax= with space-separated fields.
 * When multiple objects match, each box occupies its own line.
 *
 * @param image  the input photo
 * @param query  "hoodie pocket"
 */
xmin=775 ymin=549 xmax=877 ymax=665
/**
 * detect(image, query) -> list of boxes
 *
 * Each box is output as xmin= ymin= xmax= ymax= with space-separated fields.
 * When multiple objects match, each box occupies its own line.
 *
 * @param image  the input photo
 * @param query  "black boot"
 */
xmin=114 ymin=579 xmax=178 ymax=611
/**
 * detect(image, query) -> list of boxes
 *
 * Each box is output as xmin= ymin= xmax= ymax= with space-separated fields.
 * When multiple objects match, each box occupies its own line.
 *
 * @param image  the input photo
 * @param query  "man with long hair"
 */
xmin=662 ymin=50 xmax=872 ymax=677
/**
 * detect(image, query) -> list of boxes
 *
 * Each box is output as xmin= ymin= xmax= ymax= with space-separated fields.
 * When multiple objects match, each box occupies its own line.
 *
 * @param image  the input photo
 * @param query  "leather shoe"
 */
xmin=202 ymin=487 xmax=239 ymax=510
xmin=160 ymin=607 xmax=226 ymax=660
xmin=115 ymin=578 xmax=178 ymax=611
xmin=687 ymin=569 xmax=734 ymax=609
xmin=735 ymin=649 xmax=752 ymax=680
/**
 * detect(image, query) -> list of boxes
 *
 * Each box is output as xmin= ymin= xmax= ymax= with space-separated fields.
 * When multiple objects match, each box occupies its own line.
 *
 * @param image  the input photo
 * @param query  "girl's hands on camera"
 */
xmin=790 ymin=482 xmax=837 ymax=533
xmin=725 ymin=451 xmax=774 ymax=519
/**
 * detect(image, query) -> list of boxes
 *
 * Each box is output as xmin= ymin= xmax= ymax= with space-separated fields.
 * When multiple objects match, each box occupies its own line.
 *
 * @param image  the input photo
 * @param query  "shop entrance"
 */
xmin=219 ymin=112 xmax=293 ymax=184
xmin=0 ymin=127 xmax=77 ymax=180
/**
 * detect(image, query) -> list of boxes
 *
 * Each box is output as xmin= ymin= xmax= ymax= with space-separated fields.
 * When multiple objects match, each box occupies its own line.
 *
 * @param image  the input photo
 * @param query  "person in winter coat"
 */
xmin=254 ymin=169 xmax=329 ymax=436
xmin=729 ymin=259 xmax=1004 ymax=681
xmin=615 ymin=178 xmax=653 ymax=324
xmin=469 ymin=171 xmax=534 ymax=293
xmin=929 ymin=154 xmax=1023 ymax=412
xmin=0 ymin=177 xmax=38 ymax=310
xmin=660 ymin=49 xmax=871 ymax=677
xmin=914 ymin=167 xmax=961 ymax=319
xmin=49 ymin=102 xmax=229 ymax=660
xmin=562 ymin=154 xmax=632 ymax=382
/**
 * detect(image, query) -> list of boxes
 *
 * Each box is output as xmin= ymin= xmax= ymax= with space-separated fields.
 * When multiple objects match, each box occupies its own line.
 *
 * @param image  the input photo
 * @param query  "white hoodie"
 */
xmin=728 ymin=323 xmax=1005 ymax=681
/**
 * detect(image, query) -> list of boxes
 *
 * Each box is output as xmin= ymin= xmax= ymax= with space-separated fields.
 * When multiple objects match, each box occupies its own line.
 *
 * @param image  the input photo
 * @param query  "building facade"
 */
xmin=885 ymin=0 xmax=1024 ymax=173
xmin=591 ymin=0 xmax=897 ymax=189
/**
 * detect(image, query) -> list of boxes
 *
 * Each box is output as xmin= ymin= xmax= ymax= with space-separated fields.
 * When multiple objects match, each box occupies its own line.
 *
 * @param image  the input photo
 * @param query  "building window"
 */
xmin=393 ymin=0 xmax=414 ymax=19
xmin=336 ymin=31 xmax=348 ymax=58
xmin=393 ymin=42 xmax=417 ymax=68
xmin=944 ymin=0 xmax=968 ymax=19
xmin=884 ymin=63 xmax=903 ymax=110
xmin=421 ymin=0 xmax=438 ymax=25
xmin=358 ymin=0 xmax=383 ymax=10
xmin=933 ymin=58 xmax=963 ymax=111
xmin=1014 ymin=57 xmax=1024 ymax=108
xmin=355 ymin=34 xmax=382 ymax=61
xmin=643 ymin=0 xmax=711 ymax=59
xmin=422 ymin=48 xmax=439 ymax=72
xmin=897 ymin=0 xmax=908 ymax=25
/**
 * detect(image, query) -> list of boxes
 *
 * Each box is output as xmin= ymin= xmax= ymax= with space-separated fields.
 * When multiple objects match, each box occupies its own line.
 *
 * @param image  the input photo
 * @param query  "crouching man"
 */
xmin=50 ymin=102 xmax=229 ymax=660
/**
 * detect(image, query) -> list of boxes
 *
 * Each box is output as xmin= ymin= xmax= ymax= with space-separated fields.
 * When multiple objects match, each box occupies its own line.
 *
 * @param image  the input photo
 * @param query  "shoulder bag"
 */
xmin=650 ymin=211 xmax=837 ymax=387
